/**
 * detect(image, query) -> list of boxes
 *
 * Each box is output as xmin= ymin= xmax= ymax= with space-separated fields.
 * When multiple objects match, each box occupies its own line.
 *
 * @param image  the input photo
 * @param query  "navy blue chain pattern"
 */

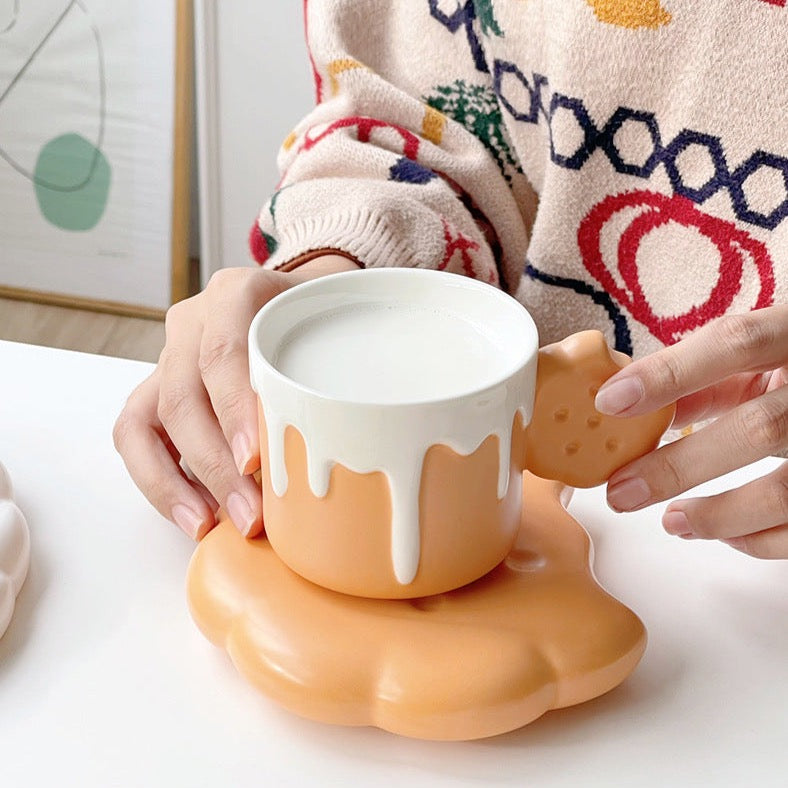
xmin=492 ymin=61 xmax=788 ymax=230
xmin=426 ymin=2 xmax=788 ymax=232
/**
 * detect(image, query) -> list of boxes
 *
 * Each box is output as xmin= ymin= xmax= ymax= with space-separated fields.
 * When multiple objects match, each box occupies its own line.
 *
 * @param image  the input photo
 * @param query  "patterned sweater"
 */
xmin=251 ymin=0 xmax=787 ymax=359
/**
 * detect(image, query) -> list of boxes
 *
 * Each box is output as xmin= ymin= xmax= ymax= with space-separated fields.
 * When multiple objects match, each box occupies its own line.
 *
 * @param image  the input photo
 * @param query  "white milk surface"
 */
xmin=273 ymin=302 xmax=509 ymax=403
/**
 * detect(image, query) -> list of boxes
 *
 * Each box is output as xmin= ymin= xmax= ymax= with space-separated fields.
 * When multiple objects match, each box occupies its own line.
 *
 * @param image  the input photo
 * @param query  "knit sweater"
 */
xmin=251 ymin=0 xmax=787 ymax=359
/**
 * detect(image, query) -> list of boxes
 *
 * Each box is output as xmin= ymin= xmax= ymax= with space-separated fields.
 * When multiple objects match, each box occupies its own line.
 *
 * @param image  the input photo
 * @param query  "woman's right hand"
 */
xmin=113 ymin=255 xmax=359 ymax=541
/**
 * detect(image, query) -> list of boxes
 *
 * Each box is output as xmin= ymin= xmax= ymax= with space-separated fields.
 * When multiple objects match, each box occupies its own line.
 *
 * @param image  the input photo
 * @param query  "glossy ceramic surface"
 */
xmin=249 ymin=269 xmax=539 ymax=596
xmin=0 ymin=461 xmax=30 ymax=639
xmin=187 ymin=473 xmax=647 ymax=741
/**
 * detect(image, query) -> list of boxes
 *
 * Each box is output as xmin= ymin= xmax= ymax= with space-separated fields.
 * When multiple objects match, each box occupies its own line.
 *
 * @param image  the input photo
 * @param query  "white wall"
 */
xmin=195 ymin=1 xmax=314 ymax=282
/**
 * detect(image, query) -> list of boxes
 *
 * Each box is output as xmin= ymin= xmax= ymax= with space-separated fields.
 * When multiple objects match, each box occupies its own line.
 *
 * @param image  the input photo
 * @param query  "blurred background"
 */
xmin=0 ymin=0 xmax=312 ymax=361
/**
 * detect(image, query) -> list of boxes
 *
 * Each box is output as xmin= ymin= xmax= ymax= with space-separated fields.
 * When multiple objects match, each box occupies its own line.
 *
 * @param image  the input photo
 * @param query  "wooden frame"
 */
xmin=0 ymin=0 xmax=195 ymax=318
xmin=170 ymin=0 xmax=194 ymax=307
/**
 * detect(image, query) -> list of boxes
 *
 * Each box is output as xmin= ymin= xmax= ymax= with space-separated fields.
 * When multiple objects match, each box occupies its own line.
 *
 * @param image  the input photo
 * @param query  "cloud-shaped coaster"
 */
xmin=0 ymin=461 xmax=31 ymax=639
xmin=187 ymin=473 xmax=646 ymax=741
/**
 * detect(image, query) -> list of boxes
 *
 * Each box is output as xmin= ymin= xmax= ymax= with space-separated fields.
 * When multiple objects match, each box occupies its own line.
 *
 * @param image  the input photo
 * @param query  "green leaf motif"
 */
xmin=425 ymin=80 xmax=522 ymax=185
xmin=262 ymin=230 xmax=279 ymax=255
xmin=475 ymin=0 xmax=503 ymax=37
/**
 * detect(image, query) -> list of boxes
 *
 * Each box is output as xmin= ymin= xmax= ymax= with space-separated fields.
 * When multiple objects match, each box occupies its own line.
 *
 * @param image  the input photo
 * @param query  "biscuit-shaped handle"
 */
xmin=524 ymin=330 xmax=675 ymax=488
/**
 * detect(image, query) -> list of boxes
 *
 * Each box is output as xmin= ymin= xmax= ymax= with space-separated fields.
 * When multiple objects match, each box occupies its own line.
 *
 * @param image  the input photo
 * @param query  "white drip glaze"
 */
xmin=249 ymin=270 xmax=538 ymax=585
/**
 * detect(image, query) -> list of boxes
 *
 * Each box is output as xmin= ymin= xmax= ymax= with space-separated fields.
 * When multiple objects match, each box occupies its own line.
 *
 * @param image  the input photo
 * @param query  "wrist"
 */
xmin=296 ymin=254 xmax=361 ymax=280
xmin=278 ymin=250 xmax=362 ymax=282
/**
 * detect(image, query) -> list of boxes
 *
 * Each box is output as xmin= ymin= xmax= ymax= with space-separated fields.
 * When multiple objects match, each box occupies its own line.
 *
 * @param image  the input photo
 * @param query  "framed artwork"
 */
xmin=0 ymin=0 xmax=193 ymax=317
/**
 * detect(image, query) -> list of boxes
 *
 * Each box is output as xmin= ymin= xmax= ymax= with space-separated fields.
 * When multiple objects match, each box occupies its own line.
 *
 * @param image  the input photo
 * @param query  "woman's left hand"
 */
xmin=594 ymin=304 xmax=788 ymax=559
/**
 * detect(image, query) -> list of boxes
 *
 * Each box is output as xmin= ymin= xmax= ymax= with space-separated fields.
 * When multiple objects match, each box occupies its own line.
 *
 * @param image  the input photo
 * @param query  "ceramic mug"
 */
xmin=248 ymin=268 xmax=539 ymax=598
xmin=248 ymin=268 xmax=674 ymax=599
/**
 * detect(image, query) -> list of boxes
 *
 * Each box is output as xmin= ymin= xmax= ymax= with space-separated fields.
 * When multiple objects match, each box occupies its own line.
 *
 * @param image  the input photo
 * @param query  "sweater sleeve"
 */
xmin=250 ymin=0 xmax=535 ymax=293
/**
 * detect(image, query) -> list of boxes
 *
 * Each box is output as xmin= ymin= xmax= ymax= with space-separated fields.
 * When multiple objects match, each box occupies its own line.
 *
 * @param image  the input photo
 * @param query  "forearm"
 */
xmin=250 ymin=0 xmax=530 ymax=292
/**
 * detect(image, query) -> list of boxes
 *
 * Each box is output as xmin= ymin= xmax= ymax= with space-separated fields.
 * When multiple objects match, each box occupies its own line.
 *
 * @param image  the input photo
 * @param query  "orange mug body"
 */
xmin=259 ymin=408 xmax=529 ymax=598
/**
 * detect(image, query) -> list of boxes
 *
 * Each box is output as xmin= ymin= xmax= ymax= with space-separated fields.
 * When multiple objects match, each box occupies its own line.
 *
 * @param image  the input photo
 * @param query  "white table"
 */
xmin=1 ymin=339 xmax=786 ymax=787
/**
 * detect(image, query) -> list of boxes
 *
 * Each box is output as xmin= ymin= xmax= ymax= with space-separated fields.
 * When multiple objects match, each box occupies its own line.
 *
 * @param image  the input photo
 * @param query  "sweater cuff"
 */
xmin=259 ymin=205 xmax=437 ymax=272
xmin=274 ymin=248 xmax=362 ymax=273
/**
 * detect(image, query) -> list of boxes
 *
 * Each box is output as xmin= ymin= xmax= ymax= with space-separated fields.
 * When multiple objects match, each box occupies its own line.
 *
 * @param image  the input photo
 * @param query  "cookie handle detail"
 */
xmin=522 ymin=331 xmax=675 ymax=489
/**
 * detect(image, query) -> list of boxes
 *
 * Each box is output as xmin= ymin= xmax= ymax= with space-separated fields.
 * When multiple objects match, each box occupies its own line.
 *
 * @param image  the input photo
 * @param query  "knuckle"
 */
xmin=156 ymin=381 xmax=193 ymax=427
xmin=194 ymin=445 xmax=229 ymax=489
xmin=198 ymin=332 xmax=245 ymax=378
xmin=206 ymin=267 xmax=240 ymax=292
xmin=648 ymin=349 xmax=684 ymax=394
xmin=738 ymin=399 xmax=788 ymax=453
xmin=656 ymin=450 xmax=685 ymax=496
xmin=164 ymin=299 xmax=189 ymax=332
xmin=717 ymin=313 xmax=773 ymax=360
xmin=156 ymin=345 xmax=176 ymax=372
xmin=770 ymin=470 xmax=788 ymax=524
xmin=112 ymin=382 xmax=151 ymax=451
xmin=112 ymin=408 xmax=135 ymax=452
xmin=212 ymin=388 xmax=249 ymax=428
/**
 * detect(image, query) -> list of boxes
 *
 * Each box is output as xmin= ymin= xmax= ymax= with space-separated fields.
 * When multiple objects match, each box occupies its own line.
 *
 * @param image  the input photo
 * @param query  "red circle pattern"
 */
xmin=578 ymin=190 xmax=775 ymax=345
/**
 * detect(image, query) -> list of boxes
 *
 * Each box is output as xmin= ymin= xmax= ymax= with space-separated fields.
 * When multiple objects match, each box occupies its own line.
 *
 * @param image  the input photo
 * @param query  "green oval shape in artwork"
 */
xmin=34 ymin=133 xmax=111 ymax=231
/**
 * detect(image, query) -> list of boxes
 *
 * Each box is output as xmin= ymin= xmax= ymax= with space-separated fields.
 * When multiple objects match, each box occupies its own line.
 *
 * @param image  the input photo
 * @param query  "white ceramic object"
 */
xmin=0 ymin=461 xmax=30 ymax=638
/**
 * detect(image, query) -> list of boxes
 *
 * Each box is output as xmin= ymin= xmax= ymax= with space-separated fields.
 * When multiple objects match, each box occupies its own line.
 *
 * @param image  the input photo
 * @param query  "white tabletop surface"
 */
xmin=0 ymin=338 xmax=786 ymax=787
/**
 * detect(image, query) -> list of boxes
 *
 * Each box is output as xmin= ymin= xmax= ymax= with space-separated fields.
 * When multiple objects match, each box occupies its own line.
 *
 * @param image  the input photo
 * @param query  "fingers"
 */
xmin=607 ymin=384 xmax=788 ymax=511
xmin=671 ymin=371 xmax=771 ymax=429
xmin=198 ymin=269 xmax=284 ymax=475
xmin=723 ymin=526 xmax=788 ymax=560
xmin=113 ymin=372 xmax=218 ymax=540
xmin=661 ymin=462 xmax=788 ymax=542
xmin=661 ymin=462 xmax=788 ymax=559
xmin=595 ymin=305 xmax=788 ymax=417
xmin=159 ymin=300 xmax=263 ymax=537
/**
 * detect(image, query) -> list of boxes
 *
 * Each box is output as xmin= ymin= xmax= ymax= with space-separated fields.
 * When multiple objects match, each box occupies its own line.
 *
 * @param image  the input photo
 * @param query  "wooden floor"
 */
xmin=0 ymin=297 xmax=165 ymax=363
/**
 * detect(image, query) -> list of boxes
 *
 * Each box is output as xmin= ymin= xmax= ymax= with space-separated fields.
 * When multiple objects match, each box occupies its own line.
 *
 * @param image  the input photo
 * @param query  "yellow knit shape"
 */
xmin=586 ymin=0 xmax=672 ymax=29
xmin=421 ymin=105 xmax=447 ymax=145
xmin=282 ymin=130 xmax=297 ymax=152
xmin=327 ymin=58 xmax=366 ymax=95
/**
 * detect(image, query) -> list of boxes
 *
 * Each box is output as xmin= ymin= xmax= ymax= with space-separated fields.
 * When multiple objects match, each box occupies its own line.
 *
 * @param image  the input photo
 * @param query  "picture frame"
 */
xmin=0 ymin=0 xmax=194 ymax=317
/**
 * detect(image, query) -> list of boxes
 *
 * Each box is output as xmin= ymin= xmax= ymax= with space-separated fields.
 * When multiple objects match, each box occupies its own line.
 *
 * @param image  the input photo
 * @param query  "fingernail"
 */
xmin=172 ymin=503 xmax=207 ymax=540
xmin=226 ymin=491 xmax=257 ymax=537
xmin=232 ymin=432 xmax=254 ymax=475
xmin=607 ymin=477 xmax=651 ymax=512
xmin=595 ymin=377 xmax=644 ymax=415
xmin=663 ymin=510 xmax=691 ymax=536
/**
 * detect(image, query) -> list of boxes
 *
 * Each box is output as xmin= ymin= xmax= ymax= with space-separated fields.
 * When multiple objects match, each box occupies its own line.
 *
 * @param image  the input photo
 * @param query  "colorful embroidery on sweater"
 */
xmin=493 ymin=66 xmax=788 ymax=230
xmin=259 ymin=1 xmax=785 ymax=360
xmin=424 ymin=80 xmax=522 ymax=184
xmin=429 ymin=0 xmax=489 ymax=72
xmin=577 ymin=190 xmax=775 ymax=344
xmin=585 ymin=0 xmax=672 ymax=29
xmin=525 ymin=261 xmax=634 ymax=354
xmin=439 ymin=216 xmax=484 ymax=279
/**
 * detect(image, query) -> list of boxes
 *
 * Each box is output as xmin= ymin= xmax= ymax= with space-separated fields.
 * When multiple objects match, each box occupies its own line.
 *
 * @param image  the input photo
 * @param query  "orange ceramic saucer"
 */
xmin=186 ymin=473 xmax=646 ymax=741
